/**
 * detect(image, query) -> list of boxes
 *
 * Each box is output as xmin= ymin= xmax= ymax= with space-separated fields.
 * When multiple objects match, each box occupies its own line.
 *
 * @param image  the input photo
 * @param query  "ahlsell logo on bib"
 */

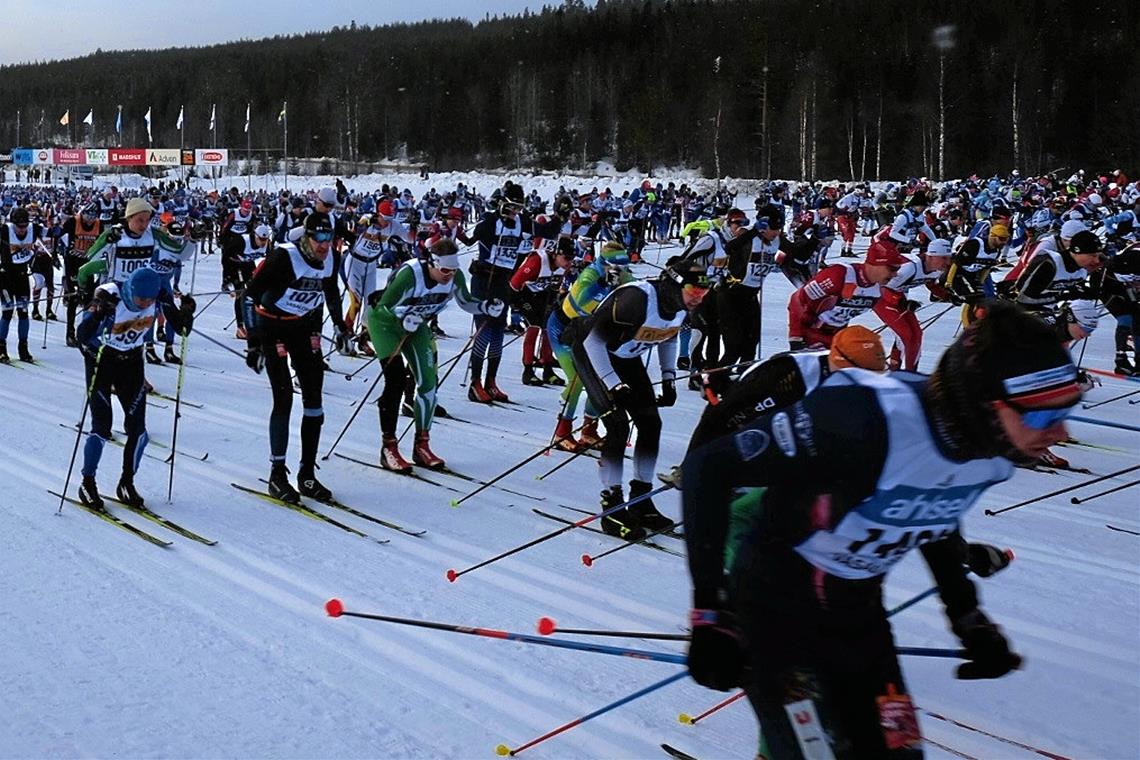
xmin=771 ymin=412 xmax=796 ymax=457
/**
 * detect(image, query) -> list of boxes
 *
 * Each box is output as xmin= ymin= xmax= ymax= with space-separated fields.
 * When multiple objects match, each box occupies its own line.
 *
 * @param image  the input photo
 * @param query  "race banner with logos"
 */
xmin=109 ymin=148 xmax=147 ymax=166
xmin=145 ymin=148 xmax=180 ymax=166
xmin=85 ymin=148 xmax=109 ymax=166
xmin=7 ymin=147 xmax=232 ymax=166
xmin=53 ymin=148 xmax=87 ymax=165
xmin=194 ymin=148 xmax=229 ymax=166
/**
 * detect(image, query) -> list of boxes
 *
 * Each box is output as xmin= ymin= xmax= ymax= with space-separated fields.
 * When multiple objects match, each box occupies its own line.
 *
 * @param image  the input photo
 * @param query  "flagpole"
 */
xmin=180 ymin=106 xmax=186 ymax=185
xmin=211 ymin=103 xmax=217 ymax=190
xmin=283 ymin=100 xmax=288 ymax=192
xmin=246 ymin=102 xmax=252 ymax=193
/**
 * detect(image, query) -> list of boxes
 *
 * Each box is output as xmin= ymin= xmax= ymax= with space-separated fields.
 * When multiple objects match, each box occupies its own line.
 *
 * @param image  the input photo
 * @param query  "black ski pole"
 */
xmin=985 ymin=463 xmax=1140 ymax=516
xmin=396 ymin=324 xmax=484 ymax=443
xmin=187 ymin=325 xmax=247 ymax=360
xmin=57 ymin=333 xmax=109 ymax=515
xmin=320 ymin=334 xmax=409 ymax=461
xmin=165 ymin=327 xmax=192 ymax=502
xmin=1070 ymin=477 xmax=1140 ymax=505
xmin=1082 ymin=387 xmax=1140 ymax=410
xmin=533 ymin=616 xmax=688 ymax=640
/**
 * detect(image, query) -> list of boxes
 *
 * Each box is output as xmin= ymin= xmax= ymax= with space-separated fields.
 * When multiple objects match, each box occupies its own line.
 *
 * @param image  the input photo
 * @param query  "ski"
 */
xmin=333 ymin=452 xmax=464 ymax=494
xmin=1086 ymin=367 xmax=1140 ymax=384
xmin=256 ymin=478 xmax=425 ymax=537
xmin=555 ymin=503 xmax=684 ymax=539
xmin=230 ymin=483 xmax=389 ymax=544
xmin=531 ymin=509 xmax=685 ymax=558
xmin=149 ymin=389 xmax=204 ymax=409
xmin=48 ymin=490 xmax=172 ymax=548
xmin=434 ymin=465 xmax=546 ymax=502
xmin=98 ymin=493 xmax=217 ymax=545
xmin=59 ymin=423 xmax=208 ymax=463
xmin=1106 ymin=524 xmax=1140 ymax=536
xmin=661 ymin=744 xmax=700 ymax=760
xmin=918 ymin=708 xmax=1073 ymax=760
xmin=1058 ymin=437 xmax=1133 ymax=454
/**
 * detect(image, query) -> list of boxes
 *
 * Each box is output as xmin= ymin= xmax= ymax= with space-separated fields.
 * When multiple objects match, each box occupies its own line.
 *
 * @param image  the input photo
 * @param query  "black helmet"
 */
xmin=304 ymin=211 xmax=335 ymax=239
xmin=1069 ymin=230 xmax=1103 ymax=255
xmin=10 ymin=207 xmax=30 ymax=225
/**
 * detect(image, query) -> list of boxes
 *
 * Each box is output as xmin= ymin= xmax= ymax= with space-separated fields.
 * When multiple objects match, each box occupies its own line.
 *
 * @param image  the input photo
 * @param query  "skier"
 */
xmin=223 ymin=223 xmax=272 ymax=339
xmin=0 ymin=207 xmax=50 ymax=362
xmin=573 ymin=258 xmax=712 ymax=539
xmin=142 ymin=218 xmax=196 ymax=365
xmin=509 ymin=235 xmax=574 ymax=386
xmin=241 ymin=212 xmax=348 ymax=503
xmin=60 ymin=204 xmax=102 ymax=346
xmin=365 ymin=238 xmax=504 ymax=471
xmin=683 ymin=300 xmax=1075 ymax=758
xmin=872 ymin=237 xmax=954 ymax=371
xmin=74 ymin=266 xmax=195 ymax=509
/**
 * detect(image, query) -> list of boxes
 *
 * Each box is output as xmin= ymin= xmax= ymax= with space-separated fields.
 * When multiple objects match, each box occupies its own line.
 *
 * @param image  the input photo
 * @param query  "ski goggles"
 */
xmin=1001 ymin=399 xmax=1076 ymax=430
xmin=308 ymin=230 xmax=334 ymax=243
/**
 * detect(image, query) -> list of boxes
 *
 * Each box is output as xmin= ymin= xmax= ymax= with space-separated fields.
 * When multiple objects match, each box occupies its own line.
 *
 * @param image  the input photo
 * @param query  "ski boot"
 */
xmin=356 ymin=333 xmax=376 ymax=357
xmin=841 ymin=246 xmax=857 ymax=258
xmin=17 ymin=341 xmax=33 ymax=363
xmin=629 ymin=479 xmax=674 ymax=533
xmin=401 ymin=401 xmax=415 ymax=418
xmin=116 ymin=477 xmax=145 ymax=508
xmin=268 ymin=464 xmax=301 ymax=504
xmin=65 ymin=331 xmax=78 ymax=348
xmin=78 ymin=476 xmax=104 ymax=511
xmin=485 ymin=379 xmax=509 ymax=402
xmin=380 ymin=435 xmax=413 ymax=473
xmin=236 ymin=325 xmax=248 ymax=340
xmin=435 ymin=403 xmax=453 ymax=420
xmin=46 ymin=308 xmax=58 ymax=321
xmin=32 ymin=307 xmax=43 ymax=321
xmin=552 ymin=417 xmax=584 ymax=453
xmin=1115 ymin=351 xmax=1138 ymax=377
xmin=297 ymin=466 xmax=333 ymax=502
xmin=145 ymin=344 xmax=163 ymax=364
xmin=578 ymin=416 xmax=603 ymax=449
xmin=164 ymin=345 xmax=181 ymax=365
xmin=542 ymin=366 xmax=565 ymax=386
xmin=412 ymin=431 xmax=445 ymax=470
xmin=599 ymin=485 xmax=646 ymax=541
xmin=521 ymin=364 xmax=544 ymax=386
xmin=467 ymin=379 xmax=493 ymax=403
xmin=1038 ymin=449 xmax=1070 ymax=470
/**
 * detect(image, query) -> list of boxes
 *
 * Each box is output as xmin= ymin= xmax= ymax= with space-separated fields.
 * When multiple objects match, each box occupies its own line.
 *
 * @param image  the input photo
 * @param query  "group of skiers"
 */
xmin=2 ymin=166 xmax=1136 ymax=758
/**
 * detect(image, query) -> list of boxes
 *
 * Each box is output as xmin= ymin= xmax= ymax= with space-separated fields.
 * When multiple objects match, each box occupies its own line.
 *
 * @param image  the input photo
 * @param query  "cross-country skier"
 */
xmin=0 ymin=206 xmax=50 ymax=363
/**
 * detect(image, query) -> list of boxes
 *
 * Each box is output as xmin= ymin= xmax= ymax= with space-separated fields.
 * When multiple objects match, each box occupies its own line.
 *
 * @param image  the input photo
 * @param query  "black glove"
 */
xmin=92 ymin=291 xmax=119 ymax=320
xmin=245 ymin=345 xmax=265 ymax=374
xmin=656 ymin=379 xmax=677 ymax=408
xmin=608 ymin=382 xmax=633 ymax=411
xmin=965 ymin=543 xmax=1013 ymax=578
xmin=687 ymin=608 xmax=748 ymax=691
xmin=952 ymin=609 xmax=1022 ymax=680
xmin=105 ymin=226 xmax=122 ymax=244
xmin=903 ymin=299 xmax=922 ymax=312
xmin=788 ymin=337 xmax=806 ymax=352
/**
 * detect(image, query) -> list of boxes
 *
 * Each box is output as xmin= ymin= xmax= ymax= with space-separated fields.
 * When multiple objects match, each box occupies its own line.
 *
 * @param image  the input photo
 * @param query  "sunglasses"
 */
xmin=309 ymin=230 xmax=334 ymax=243
xmin=1000 ymin=399 xmax=1076 ymax=430
xmin=435 ymin=267 xmax=456 ymax=275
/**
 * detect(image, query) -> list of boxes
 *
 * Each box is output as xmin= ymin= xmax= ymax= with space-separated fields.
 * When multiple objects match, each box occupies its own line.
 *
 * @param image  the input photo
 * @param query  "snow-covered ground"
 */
xmin=1 ymin=233 xmax=1137 ymax=759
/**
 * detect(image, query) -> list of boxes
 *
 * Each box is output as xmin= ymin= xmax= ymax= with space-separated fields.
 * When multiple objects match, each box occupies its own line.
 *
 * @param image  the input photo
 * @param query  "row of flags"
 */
xmin=56 ymin=103 xmax=287 ymax=140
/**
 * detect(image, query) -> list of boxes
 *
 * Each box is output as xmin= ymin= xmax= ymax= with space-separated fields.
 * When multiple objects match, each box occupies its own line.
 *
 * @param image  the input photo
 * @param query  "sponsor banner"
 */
xmin=85 ymin=148 xmax=109 ymax=166
xmin=181 ymin=149 xmax=195 ymax=166
xmin=0 ymin=153 xmax=12 ymax=164
xmin=33 ymin=148 xmax=52 ymax=165
xmin=195 ymin=148 xmax=229 ymax=166
xmin=54 ymin=148 xmax=86 ymax=165
xmin=109 ymin=148 xmax=147 ymax=166
xmin=12 ymin=148 xmax=34 ymax=165
xmin=146 ymin=148 xmax=180 ymax=166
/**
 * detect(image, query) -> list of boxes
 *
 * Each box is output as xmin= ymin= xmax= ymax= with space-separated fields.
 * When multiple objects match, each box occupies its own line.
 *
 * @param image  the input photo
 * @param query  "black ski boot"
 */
xmin=79 ymin=476 xmax=104 ymax=511
xmin=542 ymin=366 xmax=566 ymax=386
xmin=522 ymin=364 xmax=544 ymax=386
xmin=164 ymin=345 xmax=182 ymax=364
xmin=599 ymin=485 xmax=646 ymax=541
xmin=1115 ymin=351 xmax=1138 ymax=377
xmin=629 ymin=479 xmax=675 ymax=533
xmin=268 ymin=464 xmax=300 ymax=504
xmin=47 ymin=308 xmax=58 ymax=321
xmin=17 ymin=341 xmax=33 ymax=363
xmin=145 ymin=344 xmax=163 ymax=364
xmin=32 ymin=307 xmax=43 ymax=321
xmin=0 ymin=341 xmax=10 ymax=364
xmin=116 ymin=477 xmax=145 ymax=508
xmin=66 ymin=331 xmax=78 ymax=348
xmin=297 ymin=466 xmax=333 ymax=502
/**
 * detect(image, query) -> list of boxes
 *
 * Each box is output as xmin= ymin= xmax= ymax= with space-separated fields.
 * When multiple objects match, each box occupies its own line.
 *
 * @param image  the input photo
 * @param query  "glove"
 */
xmin=788 ymin=337 xmax=806 ymax=352
xmin=92 ymin=291 xmax=119 ymax=320
xmin=402 ymin=313 xmax=424 ymax=333
xmin=687 ymin=608 xmax=748 ymax=691
xmin=177 ymin=301 xmax=196 ymax=337
xmin=965 ymin=543 xmax=1013 ymax=578
xmin=903 ymin=299 xmax=922 ymax=312
xmin=105 ymin=227 xmax=122 ymax=244
xmin=656 ymin=380 xmax=677 ymax=407
xmin=245 ymin=345 xmax=265 ymax=374
xmin=608 ymin=382 xmax=633 ymax=410
xmin=952 ymin=609 xmax=1022 ymax=680
xmin=483 ymin=298 xmax=505 ymax=318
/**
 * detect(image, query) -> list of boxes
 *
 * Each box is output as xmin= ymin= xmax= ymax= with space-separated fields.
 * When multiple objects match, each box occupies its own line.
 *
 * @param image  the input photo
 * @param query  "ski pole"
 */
xmin=187 ymin=324 xmax=247 ymax=360
xmin=57 ymin=332 xmax=109 ymax=515
xmin=449 ymin=411 xmax=615 ymax=507
xmin=679 ymin=690 xmax=746 ymax=725
xmin=1070 ymin=477 xmax=1140 ymax=505
xmin=496 ymin=671 xmax=688 ymax=757
xmin=1082 ymin=386 xmax=1140 ymax=410
xmin=1069 ymin=415 xmax=1140 ymax=434
xmin=581 ymin=517 xmax=682 ymax=566
xmin=320 ymin=334 xmax=409 ymax=461
xmin=324 ymin=598 xmax=686 ymax=663
xmin=535 ymin=616 xmax=689 ymax=641
xmin=446 ymin=484 xmax=672 ymax=582
xmin=396 ymin=323 xmax=485 ymax=443
xmin=985 ymin=463 xmax=1140 ymax=515
xmin=165 ymin=328 xmax=191 ymax=502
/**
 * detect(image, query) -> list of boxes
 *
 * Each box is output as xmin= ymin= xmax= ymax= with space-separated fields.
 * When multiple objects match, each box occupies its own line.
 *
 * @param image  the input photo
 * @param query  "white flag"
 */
xmin=244 ymin=103 xmax=250 ymax=134
xmin=208 ymin=103 xmax=216 ymax=132
xmin=144 ymin=107 xmax=152 ymax=143
xmin=278 ymin=101 xmax=287 ymax=123
xmin=176 ymin=105 xmax=184 ymax=130
xmin=82 ymin=109 xmax=93 ymax=126
xmin=59 ymin=110 xmax=70 ymax=126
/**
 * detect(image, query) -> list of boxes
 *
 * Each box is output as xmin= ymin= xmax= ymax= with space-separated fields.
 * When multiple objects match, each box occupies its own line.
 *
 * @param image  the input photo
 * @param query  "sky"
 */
xmin=2 ymin=0 xmax=555 ymax=66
